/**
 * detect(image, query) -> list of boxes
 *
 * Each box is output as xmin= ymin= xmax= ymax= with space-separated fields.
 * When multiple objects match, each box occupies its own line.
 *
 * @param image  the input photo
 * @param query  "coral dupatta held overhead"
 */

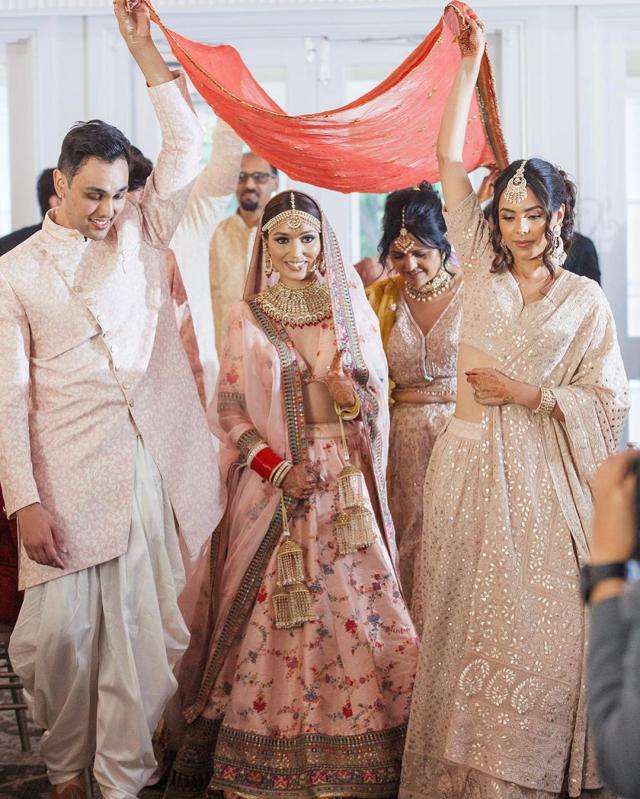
xmin=143 ymin=1 xmax=507 ymax=193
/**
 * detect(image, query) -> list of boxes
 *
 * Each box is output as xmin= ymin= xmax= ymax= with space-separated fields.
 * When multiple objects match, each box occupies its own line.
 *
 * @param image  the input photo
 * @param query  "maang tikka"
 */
xmin=261 ymin=192 xmax=322 ymax=235
xmin=394 ymin=207 xmax=415 ymax=254
xmin=502 ymin=160 xmax=528 ymax=205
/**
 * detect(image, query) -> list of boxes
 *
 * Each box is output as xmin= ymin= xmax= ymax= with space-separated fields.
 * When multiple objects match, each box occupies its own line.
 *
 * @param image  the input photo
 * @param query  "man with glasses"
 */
xmin=209 ymin=152 xmax=279 ymax=357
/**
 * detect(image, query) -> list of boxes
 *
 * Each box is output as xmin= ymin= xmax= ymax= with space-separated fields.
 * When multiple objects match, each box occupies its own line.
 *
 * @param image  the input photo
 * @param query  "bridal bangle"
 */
xmin=246 ymin=440 xmax=269 ymax=467
xmin=335 ymin=394 xmax=361 ymax=421
xmin=244 ymin=440 xmax=291 ymax=486
xmin=533 ymin=387 xmax=557 ymax=416
xmin=270 ymin=460 xmax=293 ymax=488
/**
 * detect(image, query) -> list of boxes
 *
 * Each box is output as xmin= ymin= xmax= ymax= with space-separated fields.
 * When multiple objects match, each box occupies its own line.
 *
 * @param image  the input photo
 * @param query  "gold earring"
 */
xmin=309 ymin=255 xmax=324 ymax=275
xmin=549 ymin=223 xmax=566 ymax=267
xmin=265 ymin=251 xmax=274 ymax=278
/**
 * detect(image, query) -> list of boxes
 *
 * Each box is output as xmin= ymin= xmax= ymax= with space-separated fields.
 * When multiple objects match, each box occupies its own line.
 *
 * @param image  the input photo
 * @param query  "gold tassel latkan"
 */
xmin=273 ymin=583 xmax=317 ymax=629
xmin=276 ymin=538 xmax=306 ymax=586
xmin=272 ymin=585 xmax=292 ymax=629
xmin=333 ymin=405 xmax=377 ymax=555
xmin=272 ymin=495 xmax=317 ymax=629
xmin=335 ymin=505 xmax=377 ymax=555
xmin=337 ymin=463 xmax=366 ymax=508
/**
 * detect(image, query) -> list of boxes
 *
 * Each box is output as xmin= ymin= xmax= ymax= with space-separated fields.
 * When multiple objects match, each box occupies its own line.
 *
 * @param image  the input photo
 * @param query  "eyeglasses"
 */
xmin=238 ymin=171 xmax=274 ymax=185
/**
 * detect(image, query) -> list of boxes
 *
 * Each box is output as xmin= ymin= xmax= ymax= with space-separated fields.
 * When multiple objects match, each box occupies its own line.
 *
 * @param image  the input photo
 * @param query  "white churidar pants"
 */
xmin=9 ymin=438 xmax=190 ymax=799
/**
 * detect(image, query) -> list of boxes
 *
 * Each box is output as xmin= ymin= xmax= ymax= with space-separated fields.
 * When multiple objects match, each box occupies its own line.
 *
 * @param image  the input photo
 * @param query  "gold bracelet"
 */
xmin=271 ymin=460 xmax=293 ymax=488
xmin=335 ymin=393 xmax=361 ymax=421
xmin=246 ymin=441 xmax=269 ymax=467
xmin=533 ymin=386 xmax=556 ymax=416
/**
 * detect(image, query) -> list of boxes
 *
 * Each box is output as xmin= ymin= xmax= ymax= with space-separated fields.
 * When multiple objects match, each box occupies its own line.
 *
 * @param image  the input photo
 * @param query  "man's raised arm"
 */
xmin=114 ymin=0 xmax=203 ymax=246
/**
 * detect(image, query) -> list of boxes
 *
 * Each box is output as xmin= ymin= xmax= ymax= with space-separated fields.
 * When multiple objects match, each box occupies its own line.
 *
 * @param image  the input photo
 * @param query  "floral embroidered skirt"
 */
xmin=165 ymin=422 xmax=418 ymax=799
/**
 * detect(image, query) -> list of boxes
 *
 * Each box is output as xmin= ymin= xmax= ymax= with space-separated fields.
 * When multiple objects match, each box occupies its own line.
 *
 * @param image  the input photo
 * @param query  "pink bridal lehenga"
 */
xmin=164 ymin=195 xmax=418 ymax=799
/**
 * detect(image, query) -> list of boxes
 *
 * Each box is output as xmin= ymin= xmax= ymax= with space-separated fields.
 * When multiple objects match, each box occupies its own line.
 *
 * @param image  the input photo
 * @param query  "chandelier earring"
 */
xmin=313 ymin=254 xmax=326 ymax=276
xmin=264 ymin=249 xmax=274 ymax=278
xmin=550 ymin=223 xmax=566 ymax=267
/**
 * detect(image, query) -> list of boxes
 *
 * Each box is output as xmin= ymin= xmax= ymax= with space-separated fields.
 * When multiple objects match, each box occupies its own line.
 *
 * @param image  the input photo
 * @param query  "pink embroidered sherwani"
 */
xmin=2 ymin=74 xmax=225 ymax=799
xmin=0 ymin=75 xmax=221 ymax=592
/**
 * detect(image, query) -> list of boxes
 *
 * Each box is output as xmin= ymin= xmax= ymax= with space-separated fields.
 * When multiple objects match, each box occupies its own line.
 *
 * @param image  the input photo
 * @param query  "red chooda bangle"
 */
xmin=250 ymin=446 xmax=284 ymax=481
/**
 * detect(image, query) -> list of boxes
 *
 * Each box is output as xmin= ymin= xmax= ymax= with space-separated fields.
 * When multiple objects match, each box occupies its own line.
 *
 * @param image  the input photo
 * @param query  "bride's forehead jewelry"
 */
xmin=394 ymin=206 xmax=415 ymax=254
xmin=502 ymin=160 xmax=528 ymax=205
xmin=262 ymin=191 xmax=322 ymax=234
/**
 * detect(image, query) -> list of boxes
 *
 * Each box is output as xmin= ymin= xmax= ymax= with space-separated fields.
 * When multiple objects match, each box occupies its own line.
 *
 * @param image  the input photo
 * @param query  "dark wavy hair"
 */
xmin=57 ymin=119 xmax=132 ymax=181
xmin=261 ymin=191 xmax=322 ymax=232
xmin=490 ymin=158 xmax=577 ymax=278
xmin=378 ymin=182 xmax=452 ymax=268
xmin=127 ymin=146 xmax=153 ymax=192
xmin=36 ymin=169 xmax=56 ymax=218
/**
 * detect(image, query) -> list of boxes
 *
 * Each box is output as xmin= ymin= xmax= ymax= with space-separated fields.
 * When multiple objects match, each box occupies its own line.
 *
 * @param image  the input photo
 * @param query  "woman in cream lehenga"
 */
xmin=164 ymin=190 xmax=418 ymax=799
xmin=400 ymin=16 xmax=629 ymax=799
xmin=367 ymin=183 xmax=462 ymax=604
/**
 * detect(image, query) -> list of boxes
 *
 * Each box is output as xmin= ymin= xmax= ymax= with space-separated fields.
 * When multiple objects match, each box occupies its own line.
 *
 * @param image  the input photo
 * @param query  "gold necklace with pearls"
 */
xmin=403 ymin=265 xmax=453 ymax=303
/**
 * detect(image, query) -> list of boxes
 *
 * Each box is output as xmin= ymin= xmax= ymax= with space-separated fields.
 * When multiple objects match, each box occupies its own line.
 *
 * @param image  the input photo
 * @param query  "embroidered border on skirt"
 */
xmin=210 ymin=723 xmax=406 ymax=798
xmin=165 ymin=719 xmax=406 ymax=799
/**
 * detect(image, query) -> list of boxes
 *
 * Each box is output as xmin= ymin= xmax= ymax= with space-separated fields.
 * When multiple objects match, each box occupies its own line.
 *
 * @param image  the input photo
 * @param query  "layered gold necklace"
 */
xmin=255 ymin=274 xmax=332 ymax=327
xmin=403 ymin=265 xmax=453 ymax=303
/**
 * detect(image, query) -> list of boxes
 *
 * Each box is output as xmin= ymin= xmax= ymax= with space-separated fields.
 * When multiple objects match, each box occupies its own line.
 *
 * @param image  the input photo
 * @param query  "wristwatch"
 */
xmin=580 ymin=562 xmax=627 ymax=603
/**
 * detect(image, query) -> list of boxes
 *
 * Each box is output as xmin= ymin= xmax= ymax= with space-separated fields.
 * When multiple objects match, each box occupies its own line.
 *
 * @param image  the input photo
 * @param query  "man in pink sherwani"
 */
xmin=0 ymin=3 xmax=222 ymax=798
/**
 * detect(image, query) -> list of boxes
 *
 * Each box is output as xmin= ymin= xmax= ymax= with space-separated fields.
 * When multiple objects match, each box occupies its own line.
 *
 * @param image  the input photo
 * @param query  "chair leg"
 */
xmin=15 ymin=706 xmax=31 ymax=753
xmin=9 ymin=681 xmax=31 ymax=753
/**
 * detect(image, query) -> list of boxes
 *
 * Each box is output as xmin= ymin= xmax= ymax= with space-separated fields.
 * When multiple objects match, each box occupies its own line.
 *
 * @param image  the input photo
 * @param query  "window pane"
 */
xmin=626 ymin=66 xmax=640 ymax=337
xmin=628 ymin=204 xmax=640 ymax=337
xmin=627 ymin=95 xmax=640 ymax=203
xmin=630 ymin=380 xmax=640 ymax=446
xmin=0 ymin=48 xmax=10 ymax=236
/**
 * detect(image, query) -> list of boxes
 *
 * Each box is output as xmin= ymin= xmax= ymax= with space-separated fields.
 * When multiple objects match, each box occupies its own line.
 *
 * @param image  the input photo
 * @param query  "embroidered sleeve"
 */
xmin=138 ymin=73 xmax=203 ymax=247
xmin=443 ymin=191 xmax=493 ymax=273
xmin=0 ymin=272 xmax=40 ymax=516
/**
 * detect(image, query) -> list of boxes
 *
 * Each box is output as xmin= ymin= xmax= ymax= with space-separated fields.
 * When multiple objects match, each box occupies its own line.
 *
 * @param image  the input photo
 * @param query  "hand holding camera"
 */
xmin=582 ymin=447 xmax=640 ymax=604
xmin=591 ymin=449 xmax=639 ymax=562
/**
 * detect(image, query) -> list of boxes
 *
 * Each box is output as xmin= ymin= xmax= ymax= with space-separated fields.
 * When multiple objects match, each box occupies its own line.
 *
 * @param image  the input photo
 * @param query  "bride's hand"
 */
xmin=325 ymin=351 xmax=357 ymax=408
xmin=282 ymin=462 xmax=319 ymax=499
xmin=458 ymin=16 xmax=486 ymax=61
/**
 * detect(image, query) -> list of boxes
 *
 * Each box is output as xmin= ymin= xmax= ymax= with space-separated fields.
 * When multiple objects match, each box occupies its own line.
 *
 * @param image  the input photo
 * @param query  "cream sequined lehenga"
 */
xmin=400 ymin=192 xmax=630 ymax=799
xmin=368 ymin=275 xmax=462 ymax=603
xmin=164 ymin=194 xmax=418 ymax=799
xmin=388 ymin=284 xmax=461 ymax=603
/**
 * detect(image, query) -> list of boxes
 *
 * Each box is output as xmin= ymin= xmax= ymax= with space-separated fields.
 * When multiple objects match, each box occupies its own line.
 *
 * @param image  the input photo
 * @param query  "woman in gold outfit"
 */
xmin=164 ymin=190 xmax=418 ymax=799
xmin=400 ymin=19 xmax=630 ymax=799
xmin=367 ymin=183 xmax=462 ymax=604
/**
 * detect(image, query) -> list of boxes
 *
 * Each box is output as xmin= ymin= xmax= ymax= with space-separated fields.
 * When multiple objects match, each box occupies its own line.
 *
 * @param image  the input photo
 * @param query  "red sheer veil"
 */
xmin=143 ymin=1 xmax=507 ymax=193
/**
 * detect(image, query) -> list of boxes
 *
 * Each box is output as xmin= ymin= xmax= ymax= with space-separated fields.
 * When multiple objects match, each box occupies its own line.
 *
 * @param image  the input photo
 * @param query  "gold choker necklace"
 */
xmin=255 ymin=275 xmax=332 ymax=327
xmin=403 ymin=266 xmax=453 ymax=303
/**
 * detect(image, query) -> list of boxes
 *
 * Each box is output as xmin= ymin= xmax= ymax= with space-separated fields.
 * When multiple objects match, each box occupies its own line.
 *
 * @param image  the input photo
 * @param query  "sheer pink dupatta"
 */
xmin=222 ymin=192 xmax=395 ymax=554
xmin=172 ymin=193 xmax=396 ymax=728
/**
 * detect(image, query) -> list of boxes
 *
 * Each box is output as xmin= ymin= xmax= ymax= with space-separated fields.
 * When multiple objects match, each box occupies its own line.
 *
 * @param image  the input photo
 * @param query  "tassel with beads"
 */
xmin=335 ymin=504 xmax=377 ymax=555
xmin=333 ymin=404 xmax=378 ymax=555
xmin=272 ymin=495 xmax=317 ymax=629
xmin=337 ymin=462 xmax=366 ymax=508
xmin=276 ymin=537 xmax=306 ymax=586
